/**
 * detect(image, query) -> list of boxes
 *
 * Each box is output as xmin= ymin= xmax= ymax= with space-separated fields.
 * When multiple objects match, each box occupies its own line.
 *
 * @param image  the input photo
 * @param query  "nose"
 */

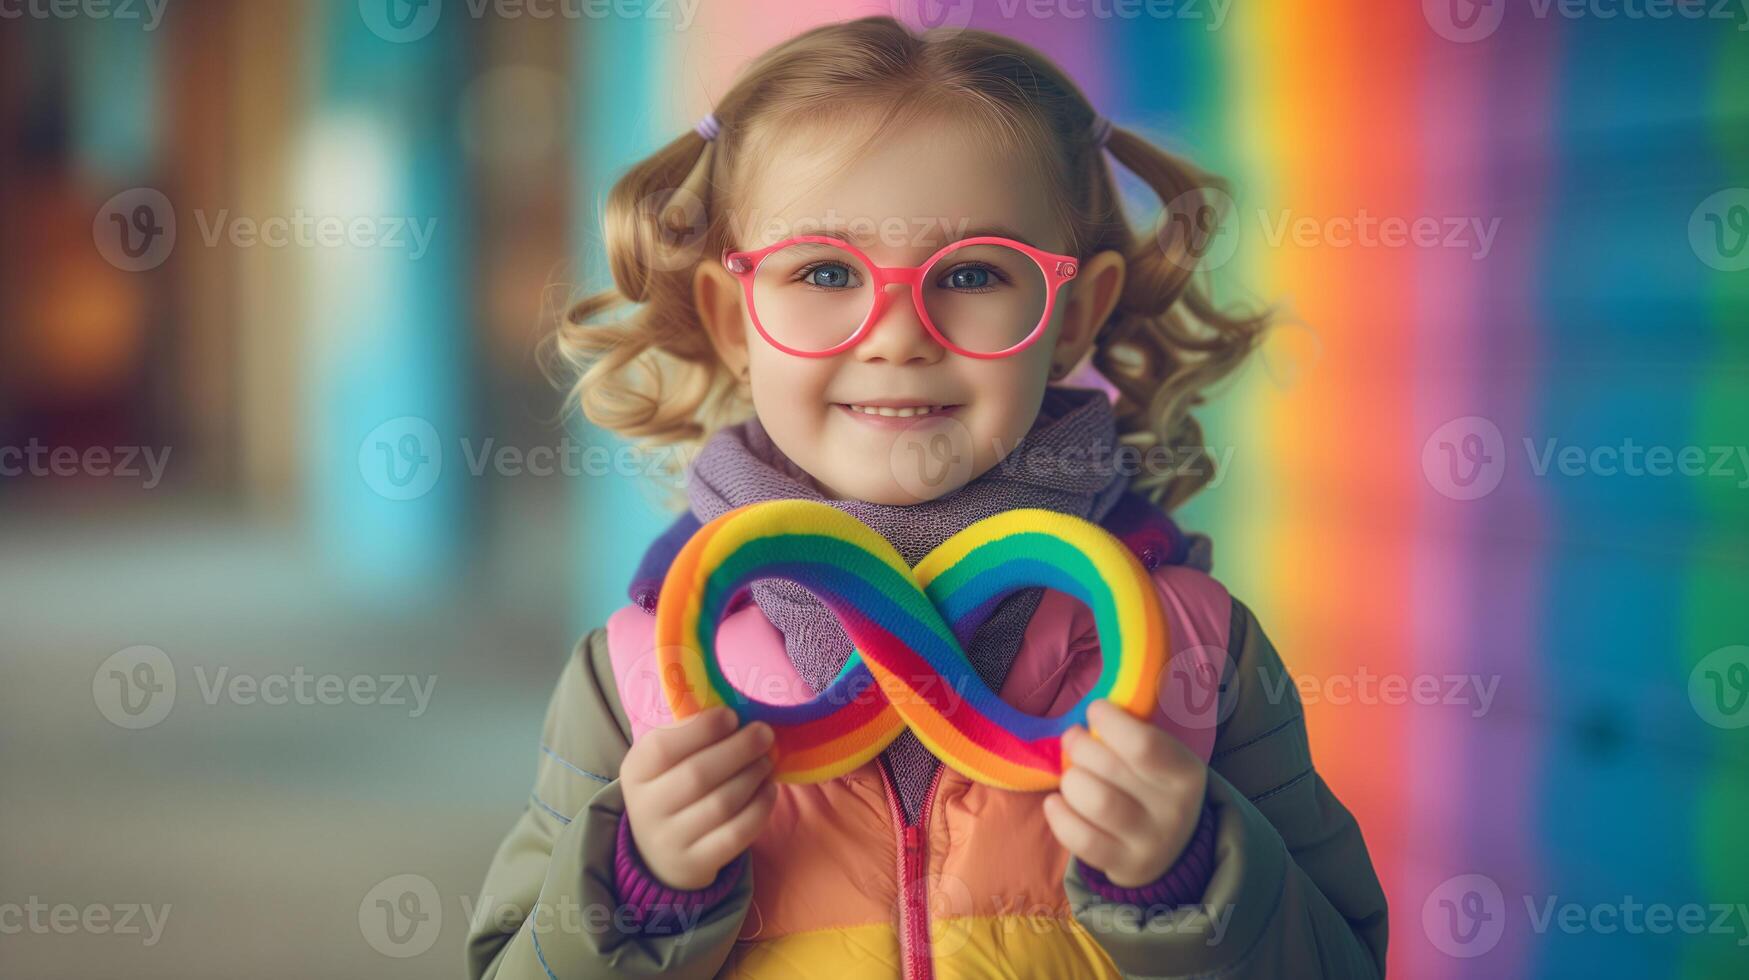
xmin=855 ymin=283 xmax=944 ymax=366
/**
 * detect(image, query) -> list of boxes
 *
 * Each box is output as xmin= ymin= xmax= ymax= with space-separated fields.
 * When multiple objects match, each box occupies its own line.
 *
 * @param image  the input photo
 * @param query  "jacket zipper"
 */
xmin=879 ymin=759 xmax=946 ymax=980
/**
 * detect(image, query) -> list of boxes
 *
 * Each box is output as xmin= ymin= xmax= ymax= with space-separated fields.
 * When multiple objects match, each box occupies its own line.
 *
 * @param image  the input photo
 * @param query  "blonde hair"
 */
xmin=552 ymin=15 xmax=1268 ymax=512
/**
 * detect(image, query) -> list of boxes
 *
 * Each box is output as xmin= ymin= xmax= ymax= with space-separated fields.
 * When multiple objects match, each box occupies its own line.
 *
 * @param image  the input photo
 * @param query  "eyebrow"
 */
xmin=798 ymin=221 xmax=1036 ymax=246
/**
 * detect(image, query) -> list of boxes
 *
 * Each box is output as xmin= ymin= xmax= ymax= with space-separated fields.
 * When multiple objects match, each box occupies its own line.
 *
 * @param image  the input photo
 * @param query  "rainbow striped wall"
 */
xmin=572 ymin=6 xmax=1749 ymax=977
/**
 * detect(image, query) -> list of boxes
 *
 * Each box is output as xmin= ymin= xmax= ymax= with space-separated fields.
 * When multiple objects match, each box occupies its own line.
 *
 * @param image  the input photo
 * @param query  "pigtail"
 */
xmin=598 ymin=130 xmax=715 ymax=307
xmin=663 ymin=136 xmax=718 ymax=241
xmin=1091 ymin=125 xmax=1271 ymax=512
xmin=548 ymin=125 xmax=743 ymax=500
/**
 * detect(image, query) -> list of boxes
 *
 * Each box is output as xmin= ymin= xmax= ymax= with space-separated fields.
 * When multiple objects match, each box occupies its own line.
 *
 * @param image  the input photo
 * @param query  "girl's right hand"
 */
xmin=619 ymin=705 xmax=779 ymax=891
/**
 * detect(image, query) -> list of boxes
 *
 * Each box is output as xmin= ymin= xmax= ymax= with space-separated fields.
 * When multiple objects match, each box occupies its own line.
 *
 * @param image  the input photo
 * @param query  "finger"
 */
xmin=1042 ymin=791 xmax=1126 ymax=870
xmin=624 ymin=705 xmax=738 ymax=783
xmin=1061 ymin=724 xmax=1142 ymax=790
xmin=1058 ymin=765 xmax=1150 ymax=838
xmin=686 ymin=717 xmax=777 ymax=777
xmin=650 ymin=719 xmax=775 ymax=810
xmin=689 ymin=778 xmax=779 ymax=871
xmin=671 ymin=751 xmax=777 ymax=841
xmin=1087 ymin=699 xmax=1196 ymax=782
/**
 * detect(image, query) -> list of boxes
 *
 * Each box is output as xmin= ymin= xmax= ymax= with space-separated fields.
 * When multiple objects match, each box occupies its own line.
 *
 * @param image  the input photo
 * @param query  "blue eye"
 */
xmin=938 ymin=263 xmax=1006 ymax=291
xmin=949 ymin=268 xmax=988 ymax=289
xmin=801 ymin=262 xmax=859 ymax=289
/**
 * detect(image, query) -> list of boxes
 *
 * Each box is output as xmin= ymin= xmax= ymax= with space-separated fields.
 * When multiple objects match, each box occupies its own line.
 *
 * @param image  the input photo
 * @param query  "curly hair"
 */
xmin=550 ymin=15 xmax=1268 ymax=512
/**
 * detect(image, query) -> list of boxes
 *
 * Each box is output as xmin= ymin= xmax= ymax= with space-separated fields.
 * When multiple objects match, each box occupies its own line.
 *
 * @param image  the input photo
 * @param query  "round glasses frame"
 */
xmin=721 ymin=234 xmax=1081 ymax=360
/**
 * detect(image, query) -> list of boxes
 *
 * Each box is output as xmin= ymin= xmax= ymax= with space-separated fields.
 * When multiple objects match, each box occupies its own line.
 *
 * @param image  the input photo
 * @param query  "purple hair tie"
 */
xmin=695 ymin=112 xmax=721 ymax=142
xmin=1089 ymin=114 xmax=1114 ymax=149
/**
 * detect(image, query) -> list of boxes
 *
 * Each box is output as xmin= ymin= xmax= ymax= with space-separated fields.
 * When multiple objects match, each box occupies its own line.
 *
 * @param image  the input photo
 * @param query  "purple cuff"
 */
xmin=1076 ymin=799 xmax=1217 ymax=911
xmin=614 ymin=812 xmax=746 ymax=931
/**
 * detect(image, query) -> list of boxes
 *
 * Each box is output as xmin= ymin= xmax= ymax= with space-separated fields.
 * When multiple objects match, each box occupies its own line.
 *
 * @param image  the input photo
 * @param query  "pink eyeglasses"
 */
xmin=722 ymin=235 xmax=1080 ymax=359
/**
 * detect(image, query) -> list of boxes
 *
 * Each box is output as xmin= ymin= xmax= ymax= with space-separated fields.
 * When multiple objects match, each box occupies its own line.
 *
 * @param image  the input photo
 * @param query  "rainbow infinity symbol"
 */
xmin=652 ymin=499 xmax=1169 ymax=791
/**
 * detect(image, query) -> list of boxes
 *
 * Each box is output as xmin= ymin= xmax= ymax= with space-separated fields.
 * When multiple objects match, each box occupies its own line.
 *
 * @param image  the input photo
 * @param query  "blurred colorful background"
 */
xmin=2 ymin=1 xmax=1746 ymax=977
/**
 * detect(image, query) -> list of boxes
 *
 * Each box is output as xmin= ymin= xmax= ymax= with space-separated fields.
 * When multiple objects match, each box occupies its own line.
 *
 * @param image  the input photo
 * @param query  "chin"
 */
xmin=815 ymin=471 xmax=963 ymax=506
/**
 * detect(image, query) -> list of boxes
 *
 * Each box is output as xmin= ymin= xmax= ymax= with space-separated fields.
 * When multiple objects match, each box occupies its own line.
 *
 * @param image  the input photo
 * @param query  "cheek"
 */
xmin=973 ymin=359 xmax=1049 ymax=422
xmin=959 ymin=361 xmax=1051 ymax=463
xmin=754 ymin=349 xmax=826 ymax=391
xmin=747 ymin=350 xmax=834 ymax=431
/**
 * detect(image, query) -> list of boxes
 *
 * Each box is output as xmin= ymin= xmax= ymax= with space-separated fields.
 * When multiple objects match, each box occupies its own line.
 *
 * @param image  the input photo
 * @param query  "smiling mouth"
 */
xmin=833 ymin=402 xmax=960 ymax=418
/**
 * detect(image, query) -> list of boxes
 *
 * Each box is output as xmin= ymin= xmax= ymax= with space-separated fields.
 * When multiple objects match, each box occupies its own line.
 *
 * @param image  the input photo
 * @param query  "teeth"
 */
xmin=844 ymin=404 xmax=944 ymax=417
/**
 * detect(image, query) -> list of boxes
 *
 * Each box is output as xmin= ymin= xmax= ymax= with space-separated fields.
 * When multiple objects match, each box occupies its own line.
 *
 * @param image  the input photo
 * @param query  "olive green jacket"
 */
xmin=466 ymin=599 xmax=1389 ymax=978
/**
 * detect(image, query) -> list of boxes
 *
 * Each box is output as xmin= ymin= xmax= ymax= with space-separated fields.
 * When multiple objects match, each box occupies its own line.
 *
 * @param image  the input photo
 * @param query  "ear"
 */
xmin=693 ymin=260 xmax=750 ymax=376
xmin=1050 ymin=248 xmax=1126 ymax=375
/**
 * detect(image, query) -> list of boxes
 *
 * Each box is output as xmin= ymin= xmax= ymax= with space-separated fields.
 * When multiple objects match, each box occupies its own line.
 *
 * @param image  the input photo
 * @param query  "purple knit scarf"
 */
xmin=686 ymin=386 xmax=1130 ymax=823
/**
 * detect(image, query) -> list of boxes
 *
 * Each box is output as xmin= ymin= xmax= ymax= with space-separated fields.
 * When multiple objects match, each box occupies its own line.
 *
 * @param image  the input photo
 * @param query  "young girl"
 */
xmin=468 ymin=17 xmax=1387 ymax=980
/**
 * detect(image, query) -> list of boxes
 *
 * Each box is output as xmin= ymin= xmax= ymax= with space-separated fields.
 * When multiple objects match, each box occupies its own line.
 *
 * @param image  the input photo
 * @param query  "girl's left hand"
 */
xmin=1042 ymin=698 xmax=1209 ymax=888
